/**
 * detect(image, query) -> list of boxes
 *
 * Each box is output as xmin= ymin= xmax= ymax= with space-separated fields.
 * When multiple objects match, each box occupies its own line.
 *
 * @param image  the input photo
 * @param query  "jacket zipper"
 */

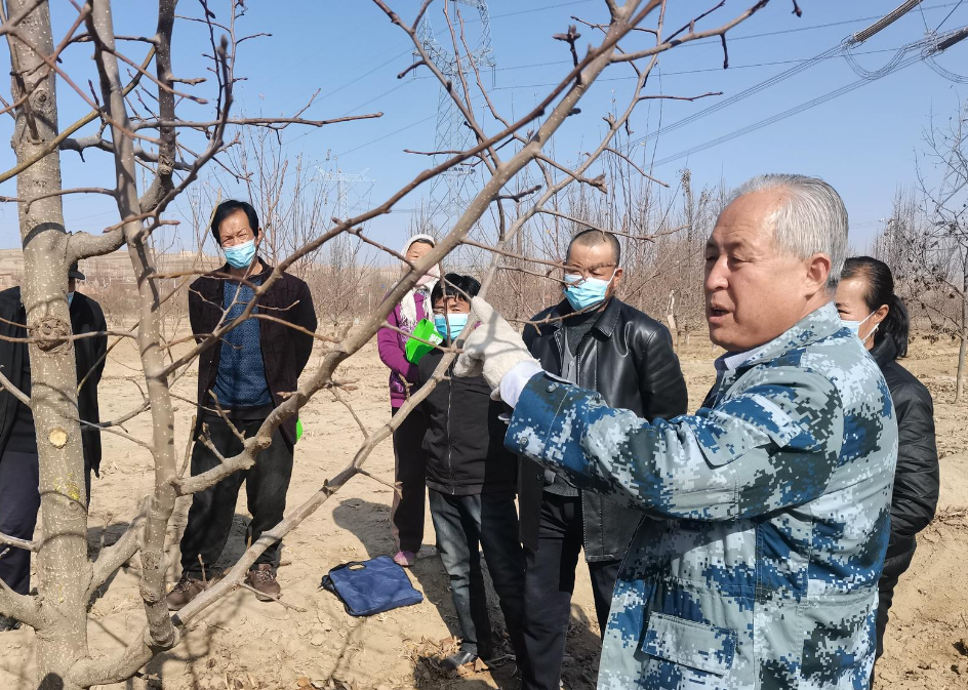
xmin=557 ymin=327 xmax=591 ymax=556
xmin=445 ymin=369 xmax=455 ymax=495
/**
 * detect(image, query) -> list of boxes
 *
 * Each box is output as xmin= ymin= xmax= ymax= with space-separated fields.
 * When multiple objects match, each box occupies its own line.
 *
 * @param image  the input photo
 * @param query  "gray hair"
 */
xmin=729 ymin=174 xmax=848 ymax=290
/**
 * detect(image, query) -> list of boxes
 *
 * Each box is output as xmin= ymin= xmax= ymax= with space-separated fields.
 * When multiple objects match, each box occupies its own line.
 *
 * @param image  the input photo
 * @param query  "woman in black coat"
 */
xmin=836 ymin=256 xmax=940 ymax=673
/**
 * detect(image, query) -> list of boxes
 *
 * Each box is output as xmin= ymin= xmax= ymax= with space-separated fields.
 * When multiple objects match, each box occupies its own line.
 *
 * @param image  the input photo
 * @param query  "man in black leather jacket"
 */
xmin=517 ymin=229 xmax=688 ymax=690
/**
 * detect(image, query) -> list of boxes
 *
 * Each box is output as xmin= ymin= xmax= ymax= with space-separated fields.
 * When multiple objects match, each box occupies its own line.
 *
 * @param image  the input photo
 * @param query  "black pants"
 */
xmin=390 ymin=407 xmax=426 ymax=554
xmin=520 ymin=493 xmax=620 ymax=690
xmin=0 ymin=451 xmax=90 ymax=595
xmin=0 ymin=451 xmax=41 ymax=595
xmin=871 ymin=547 xmax=916 ymax=685
xmin=429 ymin=490 xmax=526 ymax=659
xmin=179 ymin=414 xmax=293 ymax=575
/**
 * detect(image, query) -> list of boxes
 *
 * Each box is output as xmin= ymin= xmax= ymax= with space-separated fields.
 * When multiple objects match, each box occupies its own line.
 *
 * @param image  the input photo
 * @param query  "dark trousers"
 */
xmin=429 ymin=490 xmax=526 ymax=659
xmin=0 ymin=451 xmax=90 ymax=595
xmin=871 ymin=547 xmax=916 ymax=685
xmin=520 ymin=493 xmax=621 ymax=690
xmin=179 ymin=414 xmax=292 ymax=575
xmin=390 ymin=407 xmax=426 ymax=553
xmin=0 ymin=451 xmax=41 ymax=595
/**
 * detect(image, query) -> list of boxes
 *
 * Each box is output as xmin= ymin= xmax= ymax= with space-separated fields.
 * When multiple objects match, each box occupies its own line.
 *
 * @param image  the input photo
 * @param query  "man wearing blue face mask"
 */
xmin=415 ymin=274 xmax=525 ymax=673
xmin=516 ymin=228 xmax=688 ymax=690
xmin=168 ymin=199 xmax=317 ymax=610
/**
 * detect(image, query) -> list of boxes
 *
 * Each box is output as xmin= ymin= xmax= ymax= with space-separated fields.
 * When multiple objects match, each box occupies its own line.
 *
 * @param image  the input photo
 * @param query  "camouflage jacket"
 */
xmin=506 ymin=303 xmax=898 ymax=689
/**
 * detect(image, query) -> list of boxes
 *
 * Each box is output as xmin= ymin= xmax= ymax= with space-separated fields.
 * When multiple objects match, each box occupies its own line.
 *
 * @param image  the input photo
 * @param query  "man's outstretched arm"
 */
xmin=505 ymin=367 xmax=844 ymax=521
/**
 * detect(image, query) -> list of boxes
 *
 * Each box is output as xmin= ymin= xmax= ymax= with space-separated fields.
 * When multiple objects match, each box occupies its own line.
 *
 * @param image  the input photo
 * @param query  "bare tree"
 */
xmin=0 ymin=1 xmax=376 ymax=686
xmin=889 ymin=100 xmax=968 ymax=401
xmin=0 ymin=1 xmax=792 ymax=687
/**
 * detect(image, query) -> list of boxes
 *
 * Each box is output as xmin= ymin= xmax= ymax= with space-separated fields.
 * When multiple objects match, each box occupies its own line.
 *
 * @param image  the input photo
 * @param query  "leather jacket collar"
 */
xmin=544 ymin=297 xmax=621 ymax=338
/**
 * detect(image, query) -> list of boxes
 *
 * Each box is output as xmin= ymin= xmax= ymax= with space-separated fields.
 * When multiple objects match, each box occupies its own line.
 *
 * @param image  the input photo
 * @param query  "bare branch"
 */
xmin=638 ymin=91 xmax=722 ymax=103
xmin=611 ymin=0 xmax=770 ymax=64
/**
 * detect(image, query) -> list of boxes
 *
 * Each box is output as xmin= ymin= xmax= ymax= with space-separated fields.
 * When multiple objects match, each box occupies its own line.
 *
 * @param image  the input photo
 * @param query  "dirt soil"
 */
xmin=1 ymin=332 xmax=966 ymax=690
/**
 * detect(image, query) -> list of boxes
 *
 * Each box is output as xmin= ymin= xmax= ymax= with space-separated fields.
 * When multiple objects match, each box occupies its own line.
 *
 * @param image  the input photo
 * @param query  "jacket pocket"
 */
xmin=641 ymin=612 xmax=736 ymax=677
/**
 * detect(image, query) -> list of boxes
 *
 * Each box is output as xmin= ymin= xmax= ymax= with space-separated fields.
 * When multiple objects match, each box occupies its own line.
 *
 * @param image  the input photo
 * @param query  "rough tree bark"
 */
xmin=5 ymin=1 xmax=90 ymax=688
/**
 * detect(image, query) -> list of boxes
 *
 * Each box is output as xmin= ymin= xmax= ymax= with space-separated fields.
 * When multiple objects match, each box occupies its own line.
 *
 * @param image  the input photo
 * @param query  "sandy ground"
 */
xmin=1 ymin=332 xmax=966 ymax=690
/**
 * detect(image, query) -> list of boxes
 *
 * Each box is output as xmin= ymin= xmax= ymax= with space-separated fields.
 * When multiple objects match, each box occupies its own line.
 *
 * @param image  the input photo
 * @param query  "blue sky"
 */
xmin=1 ymin=0 xmax=966 ymax=256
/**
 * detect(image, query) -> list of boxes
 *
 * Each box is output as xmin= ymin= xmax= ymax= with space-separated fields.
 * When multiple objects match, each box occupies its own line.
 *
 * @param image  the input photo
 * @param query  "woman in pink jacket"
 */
xmin=377 ymin=234 xmax=438 ymax=566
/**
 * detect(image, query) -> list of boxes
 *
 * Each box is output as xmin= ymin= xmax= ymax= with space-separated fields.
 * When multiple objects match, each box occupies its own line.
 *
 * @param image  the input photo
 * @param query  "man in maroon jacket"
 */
xmin=167 ymin=200 xmax=317 ymax=609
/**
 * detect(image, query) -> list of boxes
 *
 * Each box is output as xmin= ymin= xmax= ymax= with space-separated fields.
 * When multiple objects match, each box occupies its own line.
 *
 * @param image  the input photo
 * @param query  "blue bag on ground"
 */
xmin=321 ymin=555 xmax=423 ymax=616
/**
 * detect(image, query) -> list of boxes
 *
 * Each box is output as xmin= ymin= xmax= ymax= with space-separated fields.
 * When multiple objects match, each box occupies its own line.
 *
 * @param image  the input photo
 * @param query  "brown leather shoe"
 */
xmin=166 ymin=575 xmax=210 ymax=611
xmin=245 ymin=564 xmax=281 ymax=602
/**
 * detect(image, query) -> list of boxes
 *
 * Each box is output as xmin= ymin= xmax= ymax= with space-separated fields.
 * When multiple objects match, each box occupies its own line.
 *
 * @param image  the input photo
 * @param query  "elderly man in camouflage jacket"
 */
xmin=455 ymin=174 xmax=898 ymax=689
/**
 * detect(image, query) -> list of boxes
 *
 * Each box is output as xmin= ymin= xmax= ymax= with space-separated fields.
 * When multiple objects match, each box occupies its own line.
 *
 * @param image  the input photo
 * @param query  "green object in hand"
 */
xmin=296 ymin=418 xmax=303 ymax=441
xmin=405 ymin=318 xmax=444 ymax=363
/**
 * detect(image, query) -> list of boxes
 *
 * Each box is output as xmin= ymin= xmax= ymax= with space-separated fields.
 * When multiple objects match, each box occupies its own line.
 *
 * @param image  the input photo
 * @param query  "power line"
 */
xmin=919 ymin=1 xmax=932 ymax=32
xmin=336 ymin=114 xmax=436 ymax=158
xmin=629 ymin=46 xmax=841 ymax=146
xmin=490 ymin=48 xmax=903 ymax=91
xmin=289 ymin=2 xmax=958 ymax=148
xmin=936 ymin=0 xmax=965 ymax=29
xmin=628 ymin=0 xmax=942 ymax=148
xmin=850 ymin=0 xmax=930 ymax=43
xmin=651 ymin=65 xmax=917 ymax=166
xmin=290 ymin=1 xmax=963 ymax=158
xmin=650 ymin=25 xmax=968 ymax=167
xmin=318 ymin=48 xmax=414 ymax=103
xmin=482 ymin=3 xmax=961 ymax=78
xmin=488 ymin=0 xmax=593 ymax=21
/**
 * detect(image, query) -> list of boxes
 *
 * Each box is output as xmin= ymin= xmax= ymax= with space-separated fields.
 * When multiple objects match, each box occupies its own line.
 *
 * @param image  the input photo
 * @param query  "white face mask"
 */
xmin=841 ymin=311 xmax=877 ymax=343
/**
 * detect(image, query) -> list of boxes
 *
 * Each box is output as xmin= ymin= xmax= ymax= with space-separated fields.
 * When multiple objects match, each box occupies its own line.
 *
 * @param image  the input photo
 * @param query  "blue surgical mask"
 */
xmin=841 ymin=311 xmax=877 ymax=343
xmin=434 ymin=313 xmax=469 ymax=341
xmin=223 ymin=239 xmax=256 ymax=270
xmin=67 ymin=291 xmax=74 ymax=306
xmin=563 ymin=271 xmax=615 ymax=311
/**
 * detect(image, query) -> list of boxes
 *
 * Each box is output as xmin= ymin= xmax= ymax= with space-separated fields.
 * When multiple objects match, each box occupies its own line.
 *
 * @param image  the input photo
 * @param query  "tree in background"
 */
xmin=884 ymin=100 xmax=968 ymax=402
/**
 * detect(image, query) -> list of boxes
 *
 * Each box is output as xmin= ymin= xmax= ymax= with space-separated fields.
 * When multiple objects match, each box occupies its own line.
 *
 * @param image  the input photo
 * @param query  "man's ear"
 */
xmin=611 ymin=267 xmax=624 ymax=289
xmin=804 ymin=253 xmax=831 ymax=297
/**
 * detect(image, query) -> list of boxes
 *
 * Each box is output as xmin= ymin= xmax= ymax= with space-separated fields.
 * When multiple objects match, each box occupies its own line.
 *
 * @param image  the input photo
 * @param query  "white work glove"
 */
xmin=454 ymin=297 xmax=542 ymax=403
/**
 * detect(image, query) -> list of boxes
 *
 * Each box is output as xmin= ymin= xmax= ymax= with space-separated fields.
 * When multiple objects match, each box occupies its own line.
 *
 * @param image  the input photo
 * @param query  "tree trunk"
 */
xmin=6 ymin=1 xmax=90 ymax=688
xmin=666 ymin=290 xmax=679 ymax=352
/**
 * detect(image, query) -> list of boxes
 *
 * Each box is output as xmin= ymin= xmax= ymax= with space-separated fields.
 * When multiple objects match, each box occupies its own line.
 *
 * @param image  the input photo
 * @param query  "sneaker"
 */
xmin=392 ymin=550 xmax=415 ymax=567
xmin=440 ymin=650 xmax=480 ymax=673
xmin=165 ymin=574 xmax=210 ymax=611
xmin=245 ymin=564 xmax=281 ymax=602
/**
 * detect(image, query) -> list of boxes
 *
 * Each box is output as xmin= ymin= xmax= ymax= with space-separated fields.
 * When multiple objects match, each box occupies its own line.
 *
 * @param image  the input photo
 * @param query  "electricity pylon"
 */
xmin=415 ymin=1 xmax=495 ymax=228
